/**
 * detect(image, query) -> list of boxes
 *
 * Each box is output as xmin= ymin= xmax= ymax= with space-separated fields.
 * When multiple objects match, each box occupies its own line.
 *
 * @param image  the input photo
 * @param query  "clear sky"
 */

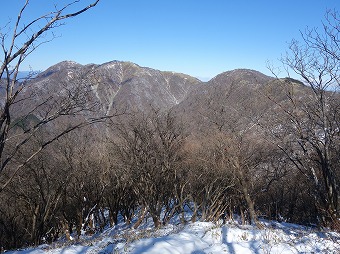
xmin=1 ymin=0 xmax=339 ymax=80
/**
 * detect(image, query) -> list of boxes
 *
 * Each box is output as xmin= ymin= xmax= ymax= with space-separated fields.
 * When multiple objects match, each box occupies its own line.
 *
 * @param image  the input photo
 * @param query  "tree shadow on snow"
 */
xmin=222 ymin=225 xmax=261 ymax=254
xmin=222 ymin=226 xmax=236 ymax=254
xmin=191 ymin=251 xmax=205 ymax=254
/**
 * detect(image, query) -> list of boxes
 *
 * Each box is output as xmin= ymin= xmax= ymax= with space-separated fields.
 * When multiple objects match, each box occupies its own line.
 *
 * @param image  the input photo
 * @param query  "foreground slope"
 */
xmin=6 ymin=219 xmax=340 ymax=254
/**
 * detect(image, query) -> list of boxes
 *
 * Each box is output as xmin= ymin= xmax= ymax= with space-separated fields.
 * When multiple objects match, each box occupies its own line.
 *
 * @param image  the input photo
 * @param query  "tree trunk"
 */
xmin=234 ymin=159 xmax=261 ymax=228
xmin=323 ymin=166 xmax=339 ymax=221
xmin=152 ymin=215 xmax=161 ymax=228
xmin=31 ymin=204 xmax=40 ymax=244
xmin=134 ymin=206 xmax=147 ymax=229
xmin=191 ymin=202 xmax=198 ymax=223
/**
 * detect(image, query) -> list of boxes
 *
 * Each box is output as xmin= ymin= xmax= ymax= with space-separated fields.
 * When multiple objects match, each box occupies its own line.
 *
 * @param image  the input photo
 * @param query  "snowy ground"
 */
xmin=5 ymin=218 xmax=340 ymax=254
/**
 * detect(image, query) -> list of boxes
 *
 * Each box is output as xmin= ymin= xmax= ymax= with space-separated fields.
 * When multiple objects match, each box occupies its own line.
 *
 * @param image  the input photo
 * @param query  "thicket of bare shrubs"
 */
xmin=1 ymin=101 xmax=337 ymax=249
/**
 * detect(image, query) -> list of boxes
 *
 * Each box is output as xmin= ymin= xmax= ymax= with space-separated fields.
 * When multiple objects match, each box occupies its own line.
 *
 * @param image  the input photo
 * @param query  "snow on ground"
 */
xmin=5 ymin=219 xmax=340 ymax=254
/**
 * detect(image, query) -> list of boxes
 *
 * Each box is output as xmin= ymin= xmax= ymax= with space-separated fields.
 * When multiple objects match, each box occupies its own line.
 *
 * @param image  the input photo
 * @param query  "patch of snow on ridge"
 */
xmin=65 ymin=60 xmax=79 ymax=65
xmin=102 ymin=61 xmax=119 ymax=70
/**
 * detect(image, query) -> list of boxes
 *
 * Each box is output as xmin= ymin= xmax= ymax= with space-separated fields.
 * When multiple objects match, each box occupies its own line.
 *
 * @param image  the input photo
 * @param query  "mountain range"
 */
xmin=12 ymin=60 xmax=310 ymax=136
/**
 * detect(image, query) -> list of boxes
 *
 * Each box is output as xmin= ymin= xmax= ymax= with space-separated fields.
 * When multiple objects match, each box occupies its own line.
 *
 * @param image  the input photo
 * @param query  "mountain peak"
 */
xmin=36 ymin=61 xmax=82 ymax=78
xmin=51 ymin=60 xmax=82 ymax=69
xmin=209 ymin=68 xmax=273 ymax=87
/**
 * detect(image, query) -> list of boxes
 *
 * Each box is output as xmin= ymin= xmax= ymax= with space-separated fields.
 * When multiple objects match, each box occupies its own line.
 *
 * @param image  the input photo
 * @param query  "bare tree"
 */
xmin=196 ymin=78 xmax=273 ymax=227
xmin=270 ymin=9 xmax=340 ymax=228
xmin=57 ymin=129 xmax=108 ymax=238
xmin=184 ymin=137 xmax=236 ymax=223
xmin=111 ymin=109 xmax=185 ymax=228
xmin=0 ymin=0 xmax=104 ymax=192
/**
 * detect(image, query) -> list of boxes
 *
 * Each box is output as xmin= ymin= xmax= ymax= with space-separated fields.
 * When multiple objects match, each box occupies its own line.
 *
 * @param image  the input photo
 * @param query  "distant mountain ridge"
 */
xmin=30 ymin=60 xmax=282 ymax=111
xmin=28 ymin=60 xmax=201 ymax=115
xmin=12 ymin=60 xmax=310 ymax=136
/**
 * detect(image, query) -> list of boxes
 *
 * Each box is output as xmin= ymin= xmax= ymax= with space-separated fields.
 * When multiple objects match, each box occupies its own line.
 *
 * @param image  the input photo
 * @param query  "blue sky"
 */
xmin=2 ymin=0 xmax=339 ymax=79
